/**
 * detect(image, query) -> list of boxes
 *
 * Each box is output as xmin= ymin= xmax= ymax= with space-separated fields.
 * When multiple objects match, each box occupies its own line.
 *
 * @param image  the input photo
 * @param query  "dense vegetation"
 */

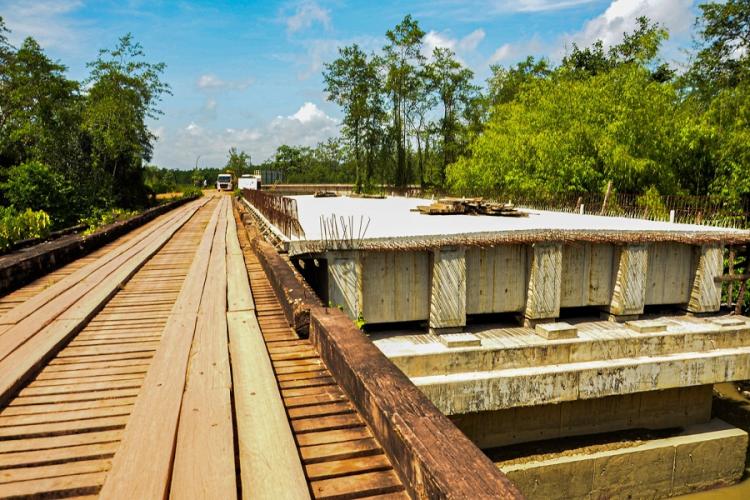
xmin=0 ymin=19 xmax=169 ymax=242
xmin=275 ymin=1 xmax=748 ymax=208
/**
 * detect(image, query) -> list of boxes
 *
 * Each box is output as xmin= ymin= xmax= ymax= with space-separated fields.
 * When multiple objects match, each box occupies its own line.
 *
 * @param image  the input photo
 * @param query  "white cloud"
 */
xmin=152 ymin=102 xmax=340 ymax=168
xmin=423 ymin=28 xmax=486 ymax=60
xmin=285 ymin=0 xmax=331 ymax=34
xmin=488 ymin=0 xmax=694 ymax=65
xmin=511 ymin=0 xmax=598 ymax=12
xmin=196 ymin=74 xmax=254 ymax=91
xmin=1 ymin=0 xmax=85 ymax=52
xmin=569 ymin=0 xmax=693 ymax=51
xmin=293 ymin=35 xmax=381 ymax=80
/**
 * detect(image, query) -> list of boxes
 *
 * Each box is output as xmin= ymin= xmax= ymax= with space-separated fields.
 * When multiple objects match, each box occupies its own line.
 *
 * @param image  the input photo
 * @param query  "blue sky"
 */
xmin=1 ymin=0 xmax=700 ymax=169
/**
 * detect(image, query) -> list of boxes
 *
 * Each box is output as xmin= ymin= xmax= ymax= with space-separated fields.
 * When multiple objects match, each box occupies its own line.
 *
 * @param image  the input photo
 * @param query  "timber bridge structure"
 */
xmin=0 ymin=194 xmax=518 ymax=499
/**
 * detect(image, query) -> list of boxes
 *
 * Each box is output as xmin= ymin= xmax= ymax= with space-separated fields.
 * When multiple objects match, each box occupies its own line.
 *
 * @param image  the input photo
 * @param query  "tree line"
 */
xmin=0 ymin=19 xmax=169 ymax=229
xmin=259 ymin=1 xmax=748 ymax=208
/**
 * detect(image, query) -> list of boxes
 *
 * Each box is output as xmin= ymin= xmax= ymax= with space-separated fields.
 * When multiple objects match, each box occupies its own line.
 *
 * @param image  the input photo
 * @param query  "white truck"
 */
xmin=216 ymin=173 xmax=233 ymax=191
xmin=237 ymin=174 xmax=261 ymax=191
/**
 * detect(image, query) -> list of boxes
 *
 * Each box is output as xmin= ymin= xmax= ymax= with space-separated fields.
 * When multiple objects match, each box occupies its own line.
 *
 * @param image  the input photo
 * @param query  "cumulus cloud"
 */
xmin=488 ymin=0 xmax=694 ymax=65
xmin=1 ymin=0 xmax=85 ymax=52
xmin=284 ymin=0 xmax=331 ymax=34
xmin=423 ymin=28 xmax=486 ymax=60
xmin=151 ymin=102 xmax=340 ymax=168
xmin=196 ymin=74 xmax=254 ymax=91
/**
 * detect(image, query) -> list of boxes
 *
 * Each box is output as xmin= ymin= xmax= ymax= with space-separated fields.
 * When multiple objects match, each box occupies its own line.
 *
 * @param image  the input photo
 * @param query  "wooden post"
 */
xmin=600 ymin=180 xmax=613 ymax=215
xmin=604 ymin=244 xmax=648 ymax=321
xmin=524 ymin=243 xmax=562 ymax=326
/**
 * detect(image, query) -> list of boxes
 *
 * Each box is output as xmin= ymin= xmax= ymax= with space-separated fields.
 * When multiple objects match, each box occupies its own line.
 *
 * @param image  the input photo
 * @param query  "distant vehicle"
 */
xmin=216 ymin=173 xmax=233 ymax=191
xmin=237 ymin=174 xmax=261 ymax=191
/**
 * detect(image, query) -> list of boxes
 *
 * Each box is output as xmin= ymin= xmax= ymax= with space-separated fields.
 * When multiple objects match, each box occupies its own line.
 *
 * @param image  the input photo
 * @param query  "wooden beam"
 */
xmin=99 ymin=198 xmax=223 ymax=499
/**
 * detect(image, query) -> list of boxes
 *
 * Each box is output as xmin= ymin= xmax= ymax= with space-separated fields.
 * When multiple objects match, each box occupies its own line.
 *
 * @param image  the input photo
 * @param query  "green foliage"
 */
xmin=0 ymin=161 xmax=83 ymax=228
xmin=179 ymin=186 xmax=204 ymax=199
xmin=448 ymin=63 xmax=680 ymax=197
xmin=225 ymin=148 xmax=251 ymax=180
xmin=80 ymin=207 xmax=138 ymax=235
xmin=636 ymin=186 xmax=669 ymax=219
xmin=0 ymin=206 xmax=51 ymax=251
xmin=83 ymin=34 xmax=171 ymax=209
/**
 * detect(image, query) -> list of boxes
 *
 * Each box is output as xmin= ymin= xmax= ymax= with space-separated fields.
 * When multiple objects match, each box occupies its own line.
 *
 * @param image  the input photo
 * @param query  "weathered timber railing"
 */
xmin=242 ymin=188 xmax=305 ymax=239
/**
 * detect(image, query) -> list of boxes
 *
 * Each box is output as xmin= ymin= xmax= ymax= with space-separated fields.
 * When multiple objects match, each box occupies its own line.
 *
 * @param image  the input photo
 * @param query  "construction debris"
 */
xmin=413 ymin=198 xmax=528 ymax=217
xmin=314 ymin=191 xmax=339 ymax=198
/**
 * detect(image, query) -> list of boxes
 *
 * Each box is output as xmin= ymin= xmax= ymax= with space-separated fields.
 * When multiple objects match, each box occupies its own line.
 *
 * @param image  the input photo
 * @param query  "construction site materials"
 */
xmin=414 ymin=198 xmax=527 ymax=217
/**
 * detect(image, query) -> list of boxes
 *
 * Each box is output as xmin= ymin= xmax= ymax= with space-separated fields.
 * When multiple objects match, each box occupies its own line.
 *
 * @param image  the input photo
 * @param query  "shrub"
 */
xmin=0 ymin=161 xmax=80 ymax=228
xmin=180 ymin=186 xmax=204 ymax=199
xmin=0 ymin=207 xmax=51 ymax=251
xmin=80 ymin=208 xmax=138 ymax=235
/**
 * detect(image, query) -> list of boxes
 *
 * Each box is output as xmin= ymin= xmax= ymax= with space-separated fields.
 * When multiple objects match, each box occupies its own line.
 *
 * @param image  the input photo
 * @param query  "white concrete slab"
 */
xmin=288 ymin=195 xmax=748 ymax=244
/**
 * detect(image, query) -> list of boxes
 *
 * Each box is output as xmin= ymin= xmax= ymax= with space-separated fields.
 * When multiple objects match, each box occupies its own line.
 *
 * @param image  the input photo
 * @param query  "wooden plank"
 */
xmin=0 ymin=429 xmax=122 ymax=454
xmin=0 ymin=440 xmax=118 ymax=469
xmin=99 ymin=199 xmax=223 ymax=500
xmin=226 ymin=203 xmax=255 ymax=313
xmin=292 ymin=413 xmax=364 ymax=434
xmin=171 ymin=198 xmax=236 ymax=499
xmin=306 ymin=454 xmax=392 ymax=481
xmin=300 ymin=438 xmax=382 ymax=464
xmin=227 ymin=207 xmax=309 ymax=500
xmin=0 ymin=471 xmax=106 ymax=498
xmin=310 ymin=470 xmax=404 ymax=499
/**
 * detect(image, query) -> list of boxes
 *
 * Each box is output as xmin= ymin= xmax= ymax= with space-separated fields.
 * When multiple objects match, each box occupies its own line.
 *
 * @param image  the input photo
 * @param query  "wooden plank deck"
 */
xmin=0 ymin=190 xmax=536 ymax=499
xmin=0 ymin=197 xmax=218 ymax=498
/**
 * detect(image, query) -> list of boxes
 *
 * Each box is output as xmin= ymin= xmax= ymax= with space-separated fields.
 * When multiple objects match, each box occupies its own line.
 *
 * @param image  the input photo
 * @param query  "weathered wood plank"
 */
xmin=99 ymin=198 xmax=223 ymax=500
xmin=171 ymin=198 xmax=236 ymax=499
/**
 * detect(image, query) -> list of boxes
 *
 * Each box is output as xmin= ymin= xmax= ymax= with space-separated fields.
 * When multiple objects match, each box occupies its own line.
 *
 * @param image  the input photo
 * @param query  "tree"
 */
xmin=83 ymin=33 xmax=170 ymax=208
xmin=383 ymin=15 xmax=426 ymax=187
xmin=425 ymin=47 xmax=478 ymax=185
xmin=687 ymin=0 xmax=750 ymax=98
xmin=0 ymin=37 xmax=82 ymax=173
xmin=324 ymin=45 xmax=384 ymax=190
xmin=225 ymin=147 xmax=251 ymax=179
xmin=488 ymin=57 xmax=551 ymax=106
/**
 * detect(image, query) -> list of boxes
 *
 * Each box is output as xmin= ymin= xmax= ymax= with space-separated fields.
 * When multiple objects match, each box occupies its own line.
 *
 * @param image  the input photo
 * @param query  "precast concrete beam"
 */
xmin=604 ymin=244 xmax=648 ymax=321
xmin=429 ymin=247 xmax=466 ymax=333
xmin=688 ymin=243 xmax=723 ymax=314
xmin=524 ymin=243 xmax=562 ymax=325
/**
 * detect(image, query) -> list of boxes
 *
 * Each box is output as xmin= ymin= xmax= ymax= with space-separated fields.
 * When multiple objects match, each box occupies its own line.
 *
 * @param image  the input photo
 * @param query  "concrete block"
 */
xmin=625 ymin=319 xmax=668 ymax=333
xmin=361 ymin=251 xmax=429 ymax=323
xmin=711 ymin=316 xmax=747 ymax=327
xmin=465 ymin=246 xmax=527 ymax=314
xmin=439 ymin=333 xmax=481 ymax=348
xmin=646 ymin=242 xmax=693 ymax=305
xmin=670 ymin=420 xmax=748 ymax=496
xmin=534 ymin=322 xmax=578 ymax=340
xmin=499 ymin=420 xmax=747 ymax=500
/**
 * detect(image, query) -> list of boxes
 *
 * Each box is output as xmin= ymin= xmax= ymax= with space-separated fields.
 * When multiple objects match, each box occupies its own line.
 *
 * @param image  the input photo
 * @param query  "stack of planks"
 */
xmin=414 ymin=197 xmax=527 ymax=217
xmin=313 ymin=191 xmax=338 ymax=198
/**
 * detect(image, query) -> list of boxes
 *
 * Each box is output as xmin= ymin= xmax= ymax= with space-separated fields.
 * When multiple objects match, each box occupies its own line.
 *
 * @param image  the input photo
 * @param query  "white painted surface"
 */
xmin=288 ymin=195 xmax=747 ymax=242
